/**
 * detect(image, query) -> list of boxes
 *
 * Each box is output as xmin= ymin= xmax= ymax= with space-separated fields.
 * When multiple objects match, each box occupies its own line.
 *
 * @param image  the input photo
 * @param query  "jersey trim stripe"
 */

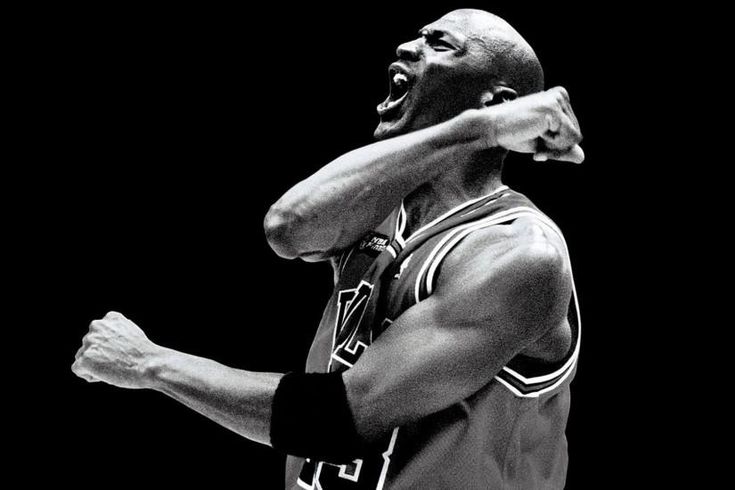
xmin=412 ymin=206 xmax=581 ymax=398
xmin=494 ymin=366 xmax=574 ymax=398
xmin=494 ymin=210 xmax=581 ymax=386
xmin=413 ymin=207 xmax=535 ymax=304
xmin=296 ymin=476 xmax=313 ymax=490
xmin=458 ymin=190 xmax=511 ymax=219
xmin=424 ymin=208 xmax=550 ymax=295
xmin=339 ymin=247 xmax=355 ymax=275
xmin=376 ymin=428 xmax=400 ymax=490
xmin=422 ymin=208 xmax=581 ymax=382
xmin=495 ymin=353 xmax=576 ymax=392
xmin=402 ymin=185 xmax=509 ymax=244
xmin=395 ymin=203 xmax=407 ymax=248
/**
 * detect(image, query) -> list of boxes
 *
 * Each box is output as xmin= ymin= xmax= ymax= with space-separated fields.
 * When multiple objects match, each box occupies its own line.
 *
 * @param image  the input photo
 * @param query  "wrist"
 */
xmin=453 ymin=108 xmax=498 ymax=151
xmin=139 ymin=345 xmax=174 ymax=390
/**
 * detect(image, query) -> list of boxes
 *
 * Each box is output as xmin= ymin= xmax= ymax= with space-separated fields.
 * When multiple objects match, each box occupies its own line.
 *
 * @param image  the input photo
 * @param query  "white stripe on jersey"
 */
xmin=491 ymin=210 xmax=581 ymax=386
xmin=339 ymin=247 xmax=355 ymax=275
xmin=413 ymin=207 xmax=535 ymax=303
xmin=296 ymin=475 xmax=314 ymax=490
xmin=413 ymin=206 xmax=582 ymax=394
xmin=395 ymin=203 xmax=407 ymax=248
xmin=494 ymin=364 xmax=575 ymax=398
xmin=402 ymin=185 xmax=508 ymax=244
xmin=376 ymin=428 xmax=400 ymax=490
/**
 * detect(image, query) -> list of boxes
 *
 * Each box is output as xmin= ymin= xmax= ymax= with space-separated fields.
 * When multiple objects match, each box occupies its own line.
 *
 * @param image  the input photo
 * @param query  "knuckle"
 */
xmin=72 ymin=358 xmax=86 ymax=373
xmin=544 ymin=96 xmax=563 ymax=114
xmin=79 ymin=344 xmax=95 ymax=360
xmin=552 ymin=86 xmax=569 ymax=100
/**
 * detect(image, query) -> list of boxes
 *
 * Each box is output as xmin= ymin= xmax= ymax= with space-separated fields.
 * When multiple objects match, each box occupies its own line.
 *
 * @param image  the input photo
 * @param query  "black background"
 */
xmin=15 ymin=2 xmax=677 ymax=488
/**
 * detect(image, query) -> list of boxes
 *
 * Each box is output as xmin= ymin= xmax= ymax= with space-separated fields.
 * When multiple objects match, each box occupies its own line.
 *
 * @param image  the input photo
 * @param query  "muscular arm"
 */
xmin=263 ymin=113 xmax=483 ymax=261
xmin=264 ymin=87 xmax=583 ymax=261
xmin=72 ymin=225 xmax=570 ymax=451
xmin=71 ymin=312 xmax=281 ymax=446
xmin=343 ymin=227 xmax=572 ymax=441
xmin=145 ymin=352 xmax=281 ymax=446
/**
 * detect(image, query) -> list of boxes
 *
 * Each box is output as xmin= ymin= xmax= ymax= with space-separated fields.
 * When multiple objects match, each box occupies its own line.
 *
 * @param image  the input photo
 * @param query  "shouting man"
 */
xmin=73 ymin=9 xmax=583 ymax=489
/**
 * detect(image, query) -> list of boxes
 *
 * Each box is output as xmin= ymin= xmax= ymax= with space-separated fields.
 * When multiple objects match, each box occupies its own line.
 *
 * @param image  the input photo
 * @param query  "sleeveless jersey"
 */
xmin=285 ymin=186 xmax=581 ymax=490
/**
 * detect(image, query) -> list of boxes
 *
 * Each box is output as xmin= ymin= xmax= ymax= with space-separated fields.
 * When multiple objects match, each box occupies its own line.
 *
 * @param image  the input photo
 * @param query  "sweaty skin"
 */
xmin=72 ymin=9 xmax=582 ymax=454
xmin=344 ymin=217 xmax=573 ymax=441
xmin=264 ymin=10 xmax=581 ymax=261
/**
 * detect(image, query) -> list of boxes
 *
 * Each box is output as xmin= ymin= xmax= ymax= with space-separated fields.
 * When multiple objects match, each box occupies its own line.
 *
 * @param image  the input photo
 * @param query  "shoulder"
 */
xmin=504 ymin=216 xmax=569 ymax=280
xmin=429 ymin=214 xmax=572 ymax=337
xmin=439 ymin=215 xmax=569 ymax=290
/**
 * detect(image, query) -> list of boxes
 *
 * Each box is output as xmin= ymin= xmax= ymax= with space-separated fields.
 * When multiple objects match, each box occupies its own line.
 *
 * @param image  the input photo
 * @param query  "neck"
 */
xmin=401 ymin=149 xmax=505 ymax=239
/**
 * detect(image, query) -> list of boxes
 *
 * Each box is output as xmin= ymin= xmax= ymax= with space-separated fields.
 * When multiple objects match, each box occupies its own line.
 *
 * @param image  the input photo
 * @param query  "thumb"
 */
xmin=533 ymin=145 xmax=584 ymax=164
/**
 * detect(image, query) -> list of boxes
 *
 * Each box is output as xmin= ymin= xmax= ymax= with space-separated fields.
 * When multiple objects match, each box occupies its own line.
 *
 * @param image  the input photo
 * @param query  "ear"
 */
xmin=480 ymin=86 xmax=519 ymax=107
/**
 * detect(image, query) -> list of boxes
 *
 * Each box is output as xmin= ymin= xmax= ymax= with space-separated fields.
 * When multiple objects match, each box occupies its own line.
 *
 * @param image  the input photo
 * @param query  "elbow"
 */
xmin=264 ymin=201 xmax=340 ymax=262
xmin=263 ymin=203 xmax=302 ymax=260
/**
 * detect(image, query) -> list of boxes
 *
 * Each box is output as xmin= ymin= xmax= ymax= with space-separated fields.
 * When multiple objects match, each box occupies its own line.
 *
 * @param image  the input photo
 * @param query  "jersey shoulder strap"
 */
xmin=385 ymin=186 xmax=581 ymax=399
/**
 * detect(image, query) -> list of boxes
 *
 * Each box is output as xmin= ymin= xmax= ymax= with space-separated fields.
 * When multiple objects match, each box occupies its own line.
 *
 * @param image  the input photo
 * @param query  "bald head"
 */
xmin=440 ymin=9 xmax=544 ymax=96
xmin=375 ymin=9 xmax=546 ymax=140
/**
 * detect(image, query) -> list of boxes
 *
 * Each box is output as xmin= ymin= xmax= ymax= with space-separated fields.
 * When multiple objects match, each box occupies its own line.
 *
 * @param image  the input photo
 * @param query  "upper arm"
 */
xmin=342 ymin=227 xmax=571 ymax=441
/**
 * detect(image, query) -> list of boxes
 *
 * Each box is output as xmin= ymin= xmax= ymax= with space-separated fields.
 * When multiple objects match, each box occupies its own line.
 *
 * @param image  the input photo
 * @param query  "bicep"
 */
xmin=342 ymin=293 xmax=517 ymax=442
xmin=342 ymin=241 xmax=571 ymax=442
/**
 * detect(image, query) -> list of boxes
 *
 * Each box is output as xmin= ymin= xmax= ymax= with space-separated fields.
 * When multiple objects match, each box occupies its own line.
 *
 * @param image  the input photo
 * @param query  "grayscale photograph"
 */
xmin=15 ymin=2 xmax=685 ymax=489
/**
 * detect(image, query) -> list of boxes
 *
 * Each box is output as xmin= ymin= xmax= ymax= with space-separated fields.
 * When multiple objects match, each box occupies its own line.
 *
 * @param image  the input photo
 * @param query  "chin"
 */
xmin=373 ymin=121 xmax=397 ymax=140
xmin=373 ymin=114 xmax=413 ymax=140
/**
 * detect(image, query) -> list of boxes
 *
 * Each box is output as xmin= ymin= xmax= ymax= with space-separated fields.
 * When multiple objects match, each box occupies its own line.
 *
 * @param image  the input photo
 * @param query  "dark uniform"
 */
xmin=287 ymin=186 xmax=580 ymax=489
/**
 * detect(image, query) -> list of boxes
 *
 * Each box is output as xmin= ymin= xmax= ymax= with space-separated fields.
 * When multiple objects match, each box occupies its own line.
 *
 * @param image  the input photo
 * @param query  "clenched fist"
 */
xmin=72 ymin=311 xmax=161 ymax=389
xmin=470 ymin=86 xmax=584 ymax=163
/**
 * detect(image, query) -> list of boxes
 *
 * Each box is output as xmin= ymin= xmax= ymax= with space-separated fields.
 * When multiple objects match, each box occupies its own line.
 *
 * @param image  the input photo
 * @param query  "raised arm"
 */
xmin=263 ymin=87 xmax=583 ymax=262
xmin=264 ymin=114 xmax=480 ymax=262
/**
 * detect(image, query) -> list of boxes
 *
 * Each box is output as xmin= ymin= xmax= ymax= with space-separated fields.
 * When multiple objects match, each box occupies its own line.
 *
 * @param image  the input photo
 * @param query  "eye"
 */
xmin=421 ymin=31 xmax=454 ymax=51
xmin=429 ymin=39 xmax=454 ymax=51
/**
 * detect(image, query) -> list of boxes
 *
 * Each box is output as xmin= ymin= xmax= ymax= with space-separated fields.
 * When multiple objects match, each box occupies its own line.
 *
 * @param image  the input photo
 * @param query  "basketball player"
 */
xmin=72 ymin=9 xmax=583 ymax=489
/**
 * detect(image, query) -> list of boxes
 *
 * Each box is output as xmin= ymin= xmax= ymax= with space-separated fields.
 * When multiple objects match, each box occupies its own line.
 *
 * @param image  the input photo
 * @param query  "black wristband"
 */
xmin=270 ymin=371 xmax=365 ymax=463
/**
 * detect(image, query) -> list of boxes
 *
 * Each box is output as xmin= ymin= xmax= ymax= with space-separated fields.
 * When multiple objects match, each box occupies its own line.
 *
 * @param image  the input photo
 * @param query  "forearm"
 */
xmin=72 ymin=312 xmax=365 ymax=458
xmin=264 ymin=110 xmax=488 ymax=260
xmin=146 ymin=347 xmax=282 ymax=447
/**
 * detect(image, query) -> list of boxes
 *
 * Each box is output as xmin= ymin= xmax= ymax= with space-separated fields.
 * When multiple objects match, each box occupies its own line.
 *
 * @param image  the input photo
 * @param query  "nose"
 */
xmin=396 ymin=38 xmax=421 ymax=61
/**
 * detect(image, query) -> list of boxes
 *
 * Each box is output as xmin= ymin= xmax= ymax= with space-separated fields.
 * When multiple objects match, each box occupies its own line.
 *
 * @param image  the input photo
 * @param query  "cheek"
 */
xmin=422 ymin=63 xmax=485 ymax=102
xmin=418 ymin=73 xmax=482 ymax=116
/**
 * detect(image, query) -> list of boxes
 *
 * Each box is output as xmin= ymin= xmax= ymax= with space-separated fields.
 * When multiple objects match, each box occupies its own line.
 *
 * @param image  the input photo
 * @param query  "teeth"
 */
xmin=378 ymin=71 xmax=411 ymax=117
xmin=393 ymin=73 xmax=408 ymax=85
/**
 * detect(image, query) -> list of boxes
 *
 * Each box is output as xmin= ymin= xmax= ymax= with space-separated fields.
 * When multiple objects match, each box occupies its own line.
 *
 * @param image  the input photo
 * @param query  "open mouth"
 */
xmin=377 ymin=64 xmax=413 ymax=118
